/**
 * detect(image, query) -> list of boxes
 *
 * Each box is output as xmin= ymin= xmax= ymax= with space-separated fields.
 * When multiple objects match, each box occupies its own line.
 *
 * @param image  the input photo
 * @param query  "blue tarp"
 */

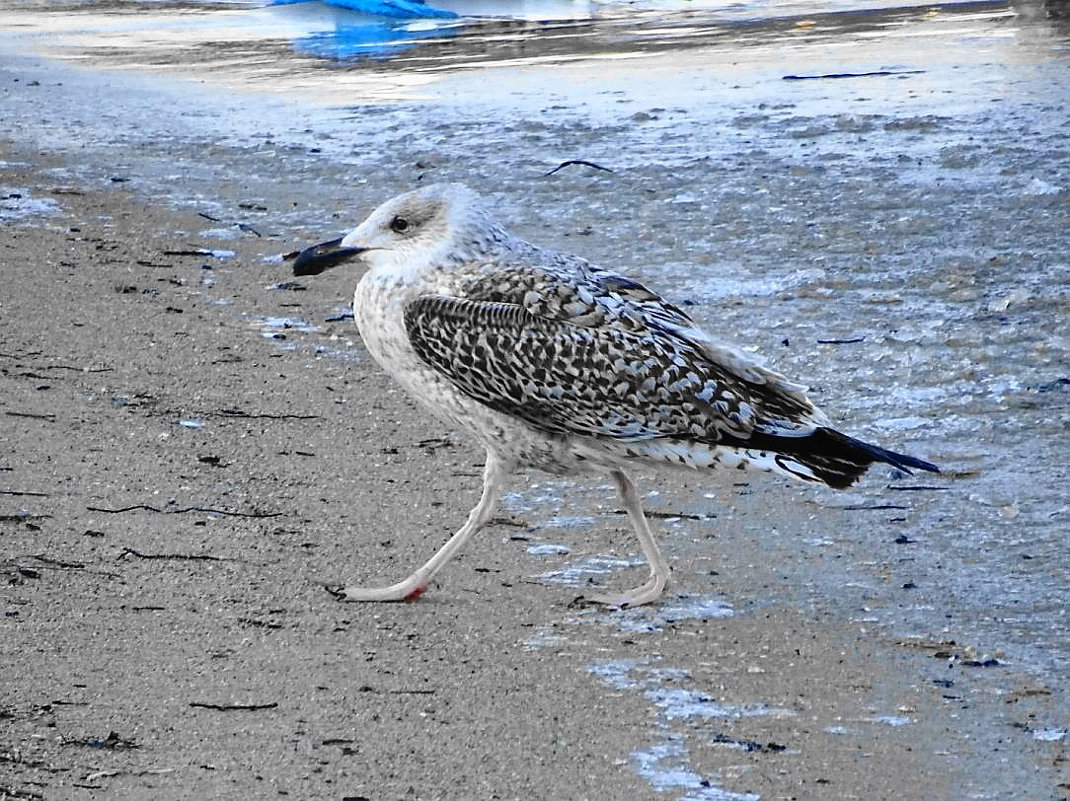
xmin=272 ymin=0 xmax=458 ymax=19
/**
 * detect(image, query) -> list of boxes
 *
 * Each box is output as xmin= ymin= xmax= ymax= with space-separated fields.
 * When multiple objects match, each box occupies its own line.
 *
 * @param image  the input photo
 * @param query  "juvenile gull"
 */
xmin=293 ymin=183 xmax=937 ymax=607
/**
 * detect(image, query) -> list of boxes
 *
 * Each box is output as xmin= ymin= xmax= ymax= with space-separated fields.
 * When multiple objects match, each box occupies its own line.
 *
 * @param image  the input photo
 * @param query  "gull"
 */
xmin=292 ymin=183 xmax=938 ymax=607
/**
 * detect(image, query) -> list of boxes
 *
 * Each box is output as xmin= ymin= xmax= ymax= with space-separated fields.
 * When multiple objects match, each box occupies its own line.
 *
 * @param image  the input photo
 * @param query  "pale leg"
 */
xmin=585 ymin=469 xmax=671 ymax=608
xmin=332 ymin=452 xmax=507 ymax=602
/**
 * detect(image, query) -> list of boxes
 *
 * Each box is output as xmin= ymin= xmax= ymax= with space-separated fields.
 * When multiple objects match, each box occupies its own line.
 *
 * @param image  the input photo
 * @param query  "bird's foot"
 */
xmin=325 ymin=577 xmax=429 ymax=602
xmin=578 ymin=573 xmax=667 ymax=609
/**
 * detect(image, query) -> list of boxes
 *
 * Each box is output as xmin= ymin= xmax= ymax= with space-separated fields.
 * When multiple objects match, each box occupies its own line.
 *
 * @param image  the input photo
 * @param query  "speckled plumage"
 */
xmin=292 ymin=182 xmax=937 ymax=607
xmin=405 ymin=265 xmax=818 ymax=464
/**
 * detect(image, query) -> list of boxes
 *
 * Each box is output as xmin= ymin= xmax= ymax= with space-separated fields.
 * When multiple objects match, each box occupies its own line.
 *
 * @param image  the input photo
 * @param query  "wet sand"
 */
xmin=0 ymin=165 xmax=966 ymax=800
xmin=2 ymin=1 xmax=1069 ymax=799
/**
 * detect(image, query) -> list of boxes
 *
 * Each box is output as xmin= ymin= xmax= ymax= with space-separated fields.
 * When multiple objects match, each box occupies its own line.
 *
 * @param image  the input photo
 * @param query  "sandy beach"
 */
xmin=2 ymin=1 xmax=1068 ymax=799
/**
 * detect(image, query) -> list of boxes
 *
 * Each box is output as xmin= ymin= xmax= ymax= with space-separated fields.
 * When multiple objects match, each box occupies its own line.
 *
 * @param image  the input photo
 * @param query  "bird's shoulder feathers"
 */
xmin=448 ymin=258 xmax=695 ymax=335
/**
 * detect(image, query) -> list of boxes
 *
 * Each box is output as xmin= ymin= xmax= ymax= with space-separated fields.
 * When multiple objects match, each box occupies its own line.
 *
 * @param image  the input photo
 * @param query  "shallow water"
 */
xmin=1 ymin=0 xmax=1068 ymax=797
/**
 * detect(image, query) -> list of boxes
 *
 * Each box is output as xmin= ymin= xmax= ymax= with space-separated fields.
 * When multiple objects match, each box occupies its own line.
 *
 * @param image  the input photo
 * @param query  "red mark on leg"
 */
xmin=403 ymin=584 xmax=428 ymax=602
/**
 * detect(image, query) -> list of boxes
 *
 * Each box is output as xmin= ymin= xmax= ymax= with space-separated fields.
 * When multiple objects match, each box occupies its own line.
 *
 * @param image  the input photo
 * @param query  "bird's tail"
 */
xmin=724 ymin=427 xmax=939 ymax=490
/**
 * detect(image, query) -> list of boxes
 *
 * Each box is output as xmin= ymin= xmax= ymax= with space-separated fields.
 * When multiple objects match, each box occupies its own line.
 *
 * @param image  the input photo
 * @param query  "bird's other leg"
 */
xmin=330 ymin=451 xmax=507 ymax=602
xmin=585 ymin=469 xmax=671 ymax=608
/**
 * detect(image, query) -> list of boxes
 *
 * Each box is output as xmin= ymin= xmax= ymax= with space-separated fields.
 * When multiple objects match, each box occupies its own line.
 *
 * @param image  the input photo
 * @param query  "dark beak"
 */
xmin=292 ymin=237 xmax=365 ymax=276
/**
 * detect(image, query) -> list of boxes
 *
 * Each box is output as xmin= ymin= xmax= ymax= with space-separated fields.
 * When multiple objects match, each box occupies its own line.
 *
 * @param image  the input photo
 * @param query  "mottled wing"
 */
xmin=456 ymin=262 xmax=698 ymax=336
xmin=403 ymin=293 xmax=812 ymax=445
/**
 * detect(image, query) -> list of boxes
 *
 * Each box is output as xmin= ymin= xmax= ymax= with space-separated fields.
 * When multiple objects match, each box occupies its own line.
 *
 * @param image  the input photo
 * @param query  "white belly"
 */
xmin=353 ymin=274 xmax=575 ymax=471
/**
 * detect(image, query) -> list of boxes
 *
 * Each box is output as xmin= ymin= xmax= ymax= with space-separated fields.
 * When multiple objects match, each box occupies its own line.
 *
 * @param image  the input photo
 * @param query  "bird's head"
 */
xmin=292 ymin=183 xmax=502 ymax=278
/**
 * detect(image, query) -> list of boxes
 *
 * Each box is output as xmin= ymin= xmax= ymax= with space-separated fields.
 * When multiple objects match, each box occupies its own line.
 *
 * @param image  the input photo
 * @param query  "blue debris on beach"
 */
xmin=292 ymin=22 xmax=453 ymax=60
xmin=273 ymin=0 xmax=458 ymax=19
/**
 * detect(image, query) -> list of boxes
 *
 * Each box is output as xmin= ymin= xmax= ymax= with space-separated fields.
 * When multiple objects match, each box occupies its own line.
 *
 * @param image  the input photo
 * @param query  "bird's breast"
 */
xmin=352 ymin=274 xmax=421 ymax=370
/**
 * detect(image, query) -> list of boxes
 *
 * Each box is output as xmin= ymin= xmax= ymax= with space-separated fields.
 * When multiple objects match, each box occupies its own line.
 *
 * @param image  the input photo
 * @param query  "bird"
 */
xmin=291 ymin=183 xmax=938 ymax=608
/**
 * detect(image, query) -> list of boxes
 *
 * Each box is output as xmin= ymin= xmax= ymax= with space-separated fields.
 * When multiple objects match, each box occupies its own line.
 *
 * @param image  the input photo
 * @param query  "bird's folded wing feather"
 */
xmin=404 ymin=272 xmax=823 ymax=444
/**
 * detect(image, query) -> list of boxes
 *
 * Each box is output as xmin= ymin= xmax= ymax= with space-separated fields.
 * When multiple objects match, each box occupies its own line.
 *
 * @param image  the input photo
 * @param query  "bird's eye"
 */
xmin=389 ymin=216 xmax=411 ymax=234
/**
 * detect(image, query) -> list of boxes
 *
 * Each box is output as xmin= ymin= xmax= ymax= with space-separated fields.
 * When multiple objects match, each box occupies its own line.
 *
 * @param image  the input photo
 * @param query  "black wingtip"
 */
xmin=899 ymin=454 xmax=940 ymax=474
xmin=845 ymin=434 xmax=940 ymax=475
xmin=734 ymin=428 xmax=940 ymax=490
